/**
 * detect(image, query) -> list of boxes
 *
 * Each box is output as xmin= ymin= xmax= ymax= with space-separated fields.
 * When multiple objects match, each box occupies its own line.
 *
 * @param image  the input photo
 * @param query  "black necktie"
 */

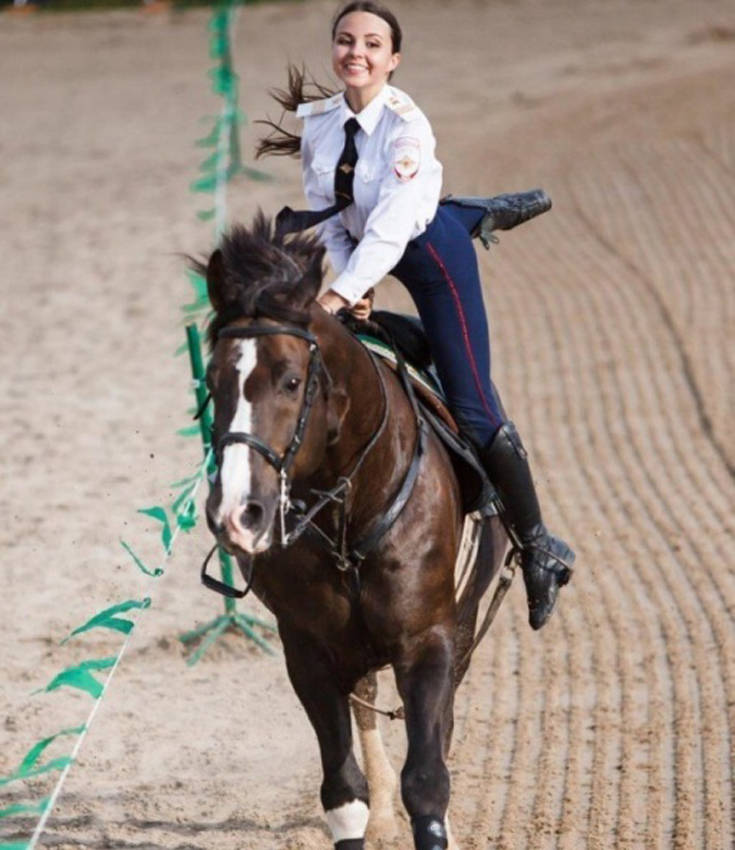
xmin=275 ymin=117 xmax=360 ymax=238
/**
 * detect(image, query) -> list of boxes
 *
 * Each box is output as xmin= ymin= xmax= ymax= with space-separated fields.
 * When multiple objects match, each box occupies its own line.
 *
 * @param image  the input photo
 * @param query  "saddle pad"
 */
xmin=358 ymin=335 xmax=460 ymax=434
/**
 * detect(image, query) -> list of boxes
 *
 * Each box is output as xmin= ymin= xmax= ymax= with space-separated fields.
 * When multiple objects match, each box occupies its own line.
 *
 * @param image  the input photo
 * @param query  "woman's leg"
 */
xmin=392 ymin=205 xmax=575 ymax=629
xmin=393 ymin=205 xmax=503 ymax=447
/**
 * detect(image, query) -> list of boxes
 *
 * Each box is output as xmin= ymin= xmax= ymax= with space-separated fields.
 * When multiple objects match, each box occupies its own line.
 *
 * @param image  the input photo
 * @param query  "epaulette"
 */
xmin=296 ymin=94 xmax=343 ymax=119
xmin=385 ymin=88 xmax=420 ymax=121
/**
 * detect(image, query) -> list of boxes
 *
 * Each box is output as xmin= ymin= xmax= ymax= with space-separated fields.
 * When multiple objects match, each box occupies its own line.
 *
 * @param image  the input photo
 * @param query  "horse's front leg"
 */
xmin=281 ymin=626 xmax=369 ymax=849
xmin=393 ymin=625 xmax=455 ymax=850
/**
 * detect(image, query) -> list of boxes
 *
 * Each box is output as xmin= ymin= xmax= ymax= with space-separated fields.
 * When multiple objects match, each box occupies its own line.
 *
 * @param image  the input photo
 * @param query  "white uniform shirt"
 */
xmin=298 ymin=84 xmax=443 ymax=305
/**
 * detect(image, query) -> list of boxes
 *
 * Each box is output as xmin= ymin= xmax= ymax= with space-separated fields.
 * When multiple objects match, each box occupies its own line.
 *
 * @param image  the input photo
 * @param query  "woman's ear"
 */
xmin=326 ymin=386 xmax=350 ymax=446
xmin=206 ymin=249 xmax=227 ymax=312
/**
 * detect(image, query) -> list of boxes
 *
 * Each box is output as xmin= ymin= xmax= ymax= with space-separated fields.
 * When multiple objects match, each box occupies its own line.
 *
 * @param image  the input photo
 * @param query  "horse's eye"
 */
xmin=285 ymin=376 xmax=302 ymax=394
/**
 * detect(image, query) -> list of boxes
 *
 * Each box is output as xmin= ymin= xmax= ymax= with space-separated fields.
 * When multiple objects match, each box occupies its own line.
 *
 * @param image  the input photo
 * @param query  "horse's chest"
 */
xmin=255 ymin=559 xmax=355 ymax=634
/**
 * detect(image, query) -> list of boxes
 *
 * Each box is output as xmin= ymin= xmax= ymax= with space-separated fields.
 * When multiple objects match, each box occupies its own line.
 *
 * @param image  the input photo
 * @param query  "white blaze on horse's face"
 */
xmin=216 ymin=340 xmax=272 ymax=553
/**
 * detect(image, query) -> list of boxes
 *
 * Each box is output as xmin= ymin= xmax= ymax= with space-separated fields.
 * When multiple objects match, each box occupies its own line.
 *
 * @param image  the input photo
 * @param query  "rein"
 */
xmin=202 ymin=319 xmax=426 ymax=596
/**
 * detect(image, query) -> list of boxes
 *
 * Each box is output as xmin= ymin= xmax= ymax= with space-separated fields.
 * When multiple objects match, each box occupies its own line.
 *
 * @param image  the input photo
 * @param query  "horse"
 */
xmin=194 ymin=212 xmax=507 ymax=850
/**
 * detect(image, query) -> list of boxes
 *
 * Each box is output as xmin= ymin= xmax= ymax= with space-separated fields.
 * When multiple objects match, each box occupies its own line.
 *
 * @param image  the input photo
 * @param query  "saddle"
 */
xmin=344 ymin=311 xmax=498 ymax=515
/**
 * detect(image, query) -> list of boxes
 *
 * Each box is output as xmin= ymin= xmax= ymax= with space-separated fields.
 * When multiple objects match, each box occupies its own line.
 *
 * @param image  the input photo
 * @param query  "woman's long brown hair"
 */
xmin=255 ymin=65 xmax=338 ymax=159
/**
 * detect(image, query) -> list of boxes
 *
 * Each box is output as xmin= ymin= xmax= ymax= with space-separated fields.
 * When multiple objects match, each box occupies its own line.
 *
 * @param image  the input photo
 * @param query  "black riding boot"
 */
xmin=480 ymin=422 xmax=575 ymax=630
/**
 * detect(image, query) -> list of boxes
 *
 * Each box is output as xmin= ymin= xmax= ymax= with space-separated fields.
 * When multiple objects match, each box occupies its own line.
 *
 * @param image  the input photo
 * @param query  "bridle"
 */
xmin=215 ymin=323 xmax=325 ymax=528
xmin=203 ymin=319 xmax=405 ymax=598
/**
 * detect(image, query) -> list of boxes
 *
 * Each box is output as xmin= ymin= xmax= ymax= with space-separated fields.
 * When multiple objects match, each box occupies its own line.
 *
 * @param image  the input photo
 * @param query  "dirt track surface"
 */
xmin=1 ymin=1 xmax=733 ymax=848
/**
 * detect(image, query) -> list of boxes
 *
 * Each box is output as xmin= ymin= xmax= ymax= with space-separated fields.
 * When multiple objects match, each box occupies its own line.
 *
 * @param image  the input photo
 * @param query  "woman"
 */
xmin=257 ymin=1 xmax=574 ymax=630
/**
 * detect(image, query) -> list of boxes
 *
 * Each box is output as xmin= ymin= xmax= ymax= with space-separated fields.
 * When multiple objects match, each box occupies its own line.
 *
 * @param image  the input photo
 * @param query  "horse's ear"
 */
xmin=206 ymin=249 xmax=227 ymax=312
xmin=298 ymin=245 xmax=326 ymax=306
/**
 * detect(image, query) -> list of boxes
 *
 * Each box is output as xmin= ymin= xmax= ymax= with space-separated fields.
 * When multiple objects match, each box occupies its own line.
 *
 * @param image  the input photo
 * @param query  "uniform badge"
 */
xmin=393 ymin=136 xmax=421 ymax=182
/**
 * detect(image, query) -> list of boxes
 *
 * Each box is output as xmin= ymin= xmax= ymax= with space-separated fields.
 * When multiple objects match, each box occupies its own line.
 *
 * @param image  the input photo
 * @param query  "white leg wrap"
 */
xmin=325 ymin=799 xmax=370 ymax=843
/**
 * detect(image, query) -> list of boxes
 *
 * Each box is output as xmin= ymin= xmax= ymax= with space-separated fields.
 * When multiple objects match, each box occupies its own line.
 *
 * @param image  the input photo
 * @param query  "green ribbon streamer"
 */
xmin=184 ymin=269 xmax=208 ymax=305
xmin=0 ymin=797 xmax=50 ymax=820
xmin=199 ymin=151 xmax=220 ymax=172
xmin=120 ymin=539 xmax=164 ymax=577
xmin=190 ymin=173 xmax=219 ymax=194
xmin=195 ymin=124 xmax=222 ymax=148
xmin=176 ymin=501 xmax=197 ymax=531
xmin=208 ymin=66 xmax=238 ymax=97
xmin=37 ymin=657 xmax=116 ymax=700
xmin=176 ymin=425 xmax=201 ymax=438
xmin=0 ymin=726 xmax=84 ymax=788
xmin=0 ymin=842 xmax=30 ymax=849
xmin=171 ymin=483 xmax=196 ymax=515
xmin=210 ymin=33 xmax=228 ymax=58
xmin=138 ymin=506 xmax=173 ymax=553
xmin=208 ymin=10 xmax=228 ymax=34
xmin=171 ymin=473 xmax=199 ymax=488
xmin=61 ymin=599 xmax=151 ymax=645
xmin=235 ymin=163 xmax=271 ymax=182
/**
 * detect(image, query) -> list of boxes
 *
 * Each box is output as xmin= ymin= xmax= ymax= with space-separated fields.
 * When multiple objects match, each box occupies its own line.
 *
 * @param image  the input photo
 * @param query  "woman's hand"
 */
xmin=349 ymin=288 xmax=375 ymax=321
xmin=318 ymin=288 xmax=374 ymax=320
xmin=317 ymin=290 xmax=351 ymax=315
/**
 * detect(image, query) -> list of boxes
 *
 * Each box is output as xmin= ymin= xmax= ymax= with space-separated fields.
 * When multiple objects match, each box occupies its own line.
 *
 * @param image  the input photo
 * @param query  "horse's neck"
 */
xmin=322 ymin=314 xmax=387 ymax=461
xmin=316 ymin=313 xmax=413 ymax=513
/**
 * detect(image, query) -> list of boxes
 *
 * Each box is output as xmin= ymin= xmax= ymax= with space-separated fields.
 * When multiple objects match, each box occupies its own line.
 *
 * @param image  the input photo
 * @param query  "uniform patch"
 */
xmin=393 ymin=136 xmax=421 ymax=182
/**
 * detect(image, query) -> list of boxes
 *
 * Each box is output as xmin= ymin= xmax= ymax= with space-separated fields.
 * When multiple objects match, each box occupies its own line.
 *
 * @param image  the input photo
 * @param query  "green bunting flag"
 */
xmin=0 ymin=726 xmax=84 ymax=788
xmin=137 ymin=507 xmax=173 ymax=554
xmin=36 ymin=657 xmax=116 ymax=700
xmin=61 ymin=599 xmax=151 ymax=645
xmin=0 ymin=797 xmax=50 ymax=820
xmin=119 ymin=539 xmax=164 ymax=578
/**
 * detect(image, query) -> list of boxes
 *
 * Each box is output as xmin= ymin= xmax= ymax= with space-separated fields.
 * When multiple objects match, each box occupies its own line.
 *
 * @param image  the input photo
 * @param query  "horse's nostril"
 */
xmin=240 ymin=501 xmax=265 ymax=530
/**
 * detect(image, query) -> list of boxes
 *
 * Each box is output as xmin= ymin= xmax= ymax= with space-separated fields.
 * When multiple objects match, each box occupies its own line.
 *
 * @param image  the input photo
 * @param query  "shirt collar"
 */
xmin=339 ymin=85 xmax=390 ymax=136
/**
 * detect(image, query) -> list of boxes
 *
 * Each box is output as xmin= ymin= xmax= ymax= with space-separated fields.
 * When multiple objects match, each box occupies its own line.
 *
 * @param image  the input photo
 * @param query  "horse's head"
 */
xmin=197 ymin=214 xmax=348 ymax=556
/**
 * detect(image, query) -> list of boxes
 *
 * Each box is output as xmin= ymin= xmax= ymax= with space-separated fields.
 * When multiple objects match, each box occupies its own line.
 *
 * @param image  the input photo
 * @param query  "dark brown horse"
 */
xmin=195 ymin=213 xmax=507 ymax=850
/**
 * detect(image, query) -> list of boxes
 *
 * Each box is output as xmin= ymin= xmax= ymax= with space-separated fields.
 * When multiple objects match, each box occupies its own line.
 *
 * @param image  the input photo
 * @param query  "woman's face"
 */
xmin=332 ymin=11 xmax=400 ymax=97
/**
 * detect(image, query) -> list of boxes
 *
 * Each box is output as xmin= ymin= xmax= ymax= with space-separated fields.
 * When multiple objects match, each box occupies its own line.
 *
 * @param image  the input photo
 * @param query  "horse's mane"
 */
xmin=190 ymin=212 xmax=324 ymax=351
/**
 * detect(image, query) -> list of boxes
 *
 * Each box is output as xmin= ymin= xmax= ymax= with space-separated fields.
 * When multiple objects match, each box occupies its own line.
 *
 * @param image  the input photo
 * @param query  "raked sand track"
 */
xmin=0 ymin=1 xmax=733 ymax=847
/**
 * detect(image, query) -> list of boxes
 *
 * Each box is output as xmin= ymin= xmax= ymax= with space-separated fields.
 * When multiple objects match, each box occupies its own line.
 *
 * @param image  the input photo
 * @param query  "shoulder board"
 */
xmin=296 ymin=94 xmax=343 ymax=119
xmin=385 ymin=89 xmax=420 ymax=122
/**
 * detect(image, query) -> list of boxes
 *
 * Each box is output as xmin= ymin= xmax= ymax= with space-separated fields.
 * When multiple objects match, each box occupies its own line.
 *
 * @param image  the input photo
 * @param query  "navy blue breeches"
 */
xmin=391 ymin=202 xmax=506 ymax=448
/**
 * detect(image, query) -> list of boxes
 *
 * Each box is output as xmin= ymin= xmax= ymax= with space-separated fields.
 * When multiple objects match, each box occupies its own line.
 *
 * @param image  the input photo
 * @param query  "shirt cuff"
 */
xmin=329 ymin=272 xmax=370 ymax=307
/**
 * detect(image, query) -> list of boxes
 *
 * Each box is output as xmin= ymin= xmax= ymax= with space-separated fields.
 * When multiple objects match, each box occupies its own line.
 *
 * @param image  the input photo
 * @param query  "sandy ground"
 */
xmin=1 ymin=0 xmax=733 ymax=847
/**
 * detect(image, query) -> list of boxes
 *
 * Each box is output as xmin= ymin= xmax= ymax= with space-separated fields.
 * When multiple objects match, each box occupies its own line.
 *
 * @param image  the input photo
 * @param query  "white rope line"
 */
xmin=24 ymin=450 xmax=213 ymax=850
